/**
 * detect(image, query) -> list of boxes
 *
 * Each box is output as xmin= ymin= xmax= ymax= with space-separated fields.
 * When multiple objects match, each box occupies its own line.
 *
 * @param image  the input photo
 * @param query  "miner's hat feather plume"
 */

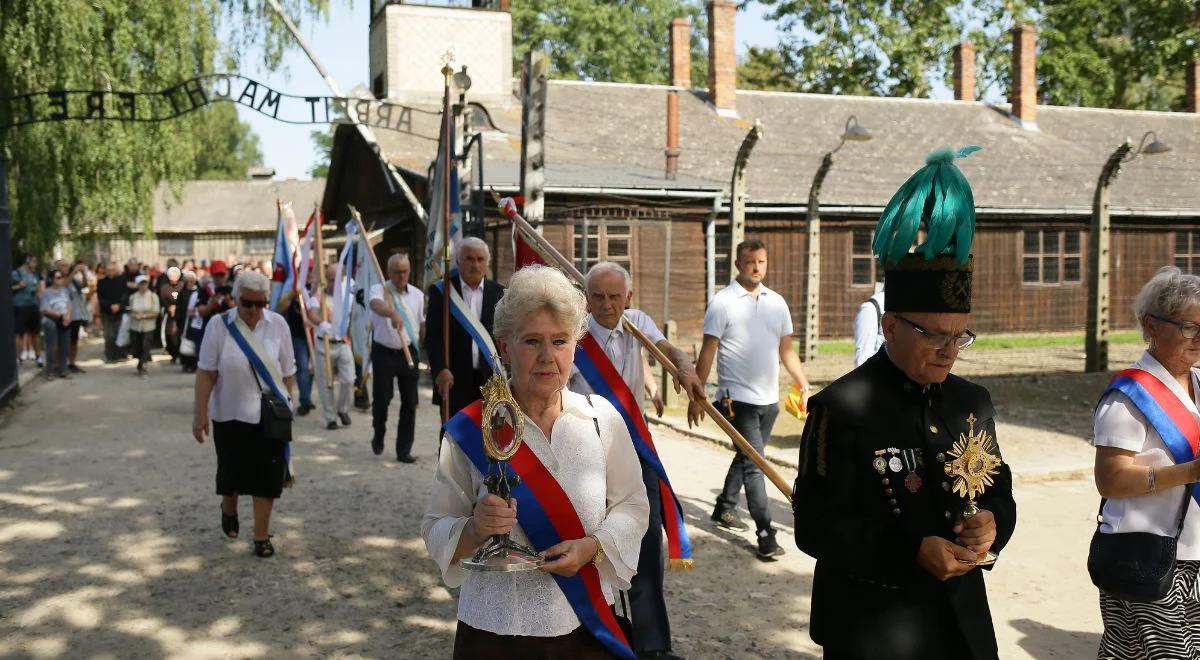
xmin=872 ymin=146 xmax=981 ymax=266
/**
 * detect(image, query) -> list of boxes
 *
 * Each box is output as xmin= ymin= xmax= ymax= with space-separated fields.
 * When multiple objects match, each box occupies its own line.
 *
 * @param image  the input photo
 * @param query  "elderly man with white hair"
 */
xmin=192 ymin=270 xmax=297 ymax=558
xmin=567 ymin=260 xmax=703 ymax=660
xmin=368 ymin=253 xmax=425 ymax=461
xmin=425 ymin=236 xmax=505 ymax=419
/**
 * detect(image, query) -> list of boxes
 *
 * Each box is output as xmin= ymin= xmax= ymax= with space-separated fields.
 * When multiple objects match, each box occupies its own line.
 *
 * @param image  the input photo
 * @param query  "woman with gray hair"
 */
xmin=192 ymin=270 xmax=297 ymax=558
xmin=423 ymin=265 xmax=649 ymax=658
xmin=1091 ymin=265 xmax=1200 ymax=658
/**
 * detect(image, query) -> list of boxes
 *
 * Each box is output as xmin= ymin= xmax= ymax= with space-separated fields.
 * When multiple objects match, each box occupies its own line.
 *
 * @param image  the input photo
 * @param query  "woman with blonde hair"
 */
xmin=423 ymin=265 xmax=648 ymax=658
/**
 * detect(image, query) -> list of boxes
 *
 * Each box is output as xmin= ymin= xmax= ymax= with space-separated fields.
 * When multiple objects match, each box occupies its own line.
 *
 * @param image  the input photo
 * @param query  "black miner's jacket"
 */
xmin=792 ymin=349 xmax=1017 ymax=660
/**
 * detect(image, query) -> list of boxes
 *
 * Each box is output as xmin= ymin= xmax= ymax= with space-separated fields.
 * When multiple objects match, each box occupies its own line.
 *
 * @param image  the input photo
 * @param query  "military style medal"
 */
xmin=902 ymin=449 xmax=923 ymax=493
xmin=873 ymin=456 xmax=888 ymax=475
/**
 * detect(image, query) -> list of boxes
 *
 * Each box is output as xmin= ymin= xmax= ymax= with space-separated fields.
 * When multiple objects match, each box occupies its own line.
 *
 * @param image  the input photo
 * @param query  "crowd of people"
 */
xmin=15 ymin=148 xmax=1200 ymax=659
xmin=10 ymin=254 xmax=274 ymax=379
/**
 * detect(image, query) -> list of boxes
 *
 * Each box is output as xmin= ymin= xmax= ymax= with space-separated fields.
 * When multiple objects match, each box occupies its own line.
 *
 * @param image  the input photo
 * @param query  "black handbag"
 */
xmin=247 ymin=359 xmax=293 ymax=442
xmin=1086 ymin=485 xmax=1191 ymax=602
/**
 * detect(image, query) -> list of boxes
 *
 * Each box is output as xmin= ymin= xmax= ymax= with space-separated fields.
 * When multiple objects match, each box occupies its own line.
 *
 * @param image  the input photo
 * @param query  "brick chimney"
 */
xmin=953 ymin=42 xmax=975 ymax=101
xmin=1010 ymin=24 xmax=1037 ymax=128
xmin=670 ymin=18 xmax=691 ymax=88
xmin=707 ymin=0 xmax=736 ymax=112
xmin=1187 ymin=60 xmax=1199 ymax=113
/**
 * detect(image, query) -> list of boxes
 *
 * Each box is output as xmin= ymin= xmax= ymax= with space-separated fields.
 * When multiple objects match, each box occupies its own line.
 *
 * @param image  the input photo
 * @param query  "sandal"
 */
xmin=221 ymin=506 xmax=239 ymax=539
xmin=253 ymin=537 xmax=275 ymax=558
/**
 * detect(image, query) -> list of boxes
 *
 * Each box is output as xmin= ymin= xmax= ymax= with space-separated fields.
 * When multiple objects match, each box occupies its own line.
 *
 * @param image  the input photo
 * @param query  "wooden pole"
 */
xmin=348 ymin=205 xmax=412 ymax=367
xmin=496 ymin=191 xmax=793 ymax=498
xmin=1085 ymin=140 xmax=1129 ymax=373
xmin=297 ymin=208 xmax=319 ymax=385
xmin=440 ymin=65 xmax=454 ymax=423
xmin=314 ymin=209 xmax=334 ymax=392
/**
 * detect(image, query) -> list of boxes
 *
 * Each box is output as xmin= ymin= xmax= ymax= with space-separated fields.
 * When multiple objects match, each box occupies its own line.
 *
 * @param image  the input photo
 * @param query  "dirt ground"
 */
xmin=0 ymin=340 xmax=1115 ymax=658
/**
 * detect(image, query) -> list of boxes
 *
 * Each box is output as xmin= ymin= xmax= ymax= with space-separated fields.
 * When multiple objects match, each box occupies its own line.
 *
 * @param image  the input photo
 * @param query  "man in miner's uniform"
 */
xmin=792 ymin=146 xmax=1017 ymax=660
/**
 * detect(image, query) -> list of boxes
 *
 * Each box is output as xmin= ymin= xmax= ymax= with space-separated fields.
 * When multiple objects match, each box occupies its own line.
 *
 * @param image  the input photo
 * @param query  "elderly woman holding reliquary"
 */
xmin=422 ymin=265 xmax=648 ymax=659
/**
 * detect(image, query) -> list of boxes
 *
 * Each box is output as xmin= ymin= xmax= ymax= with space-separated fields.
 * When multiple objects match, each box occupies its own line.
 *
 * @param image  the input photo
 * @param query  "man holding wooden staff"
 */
xmin=689 ymin=238 xmax=812 ymax=560
xmin=567 ymin=261 xmax=704 ymax=660
xmin=308 ymin=263 xmax=354 ymax=431
xmin=368 ymin=254 xmax=424 ymax=462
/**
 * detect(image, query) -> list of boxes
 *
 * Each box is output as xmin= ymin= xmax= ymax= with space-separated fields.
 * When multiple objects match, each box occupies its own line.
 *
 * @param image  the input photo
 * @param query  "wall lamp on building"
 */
xmin=800 ymin=115 xmax=874 ymax=361
xmin=1085 ymin=130 xmax=1171 ymax=373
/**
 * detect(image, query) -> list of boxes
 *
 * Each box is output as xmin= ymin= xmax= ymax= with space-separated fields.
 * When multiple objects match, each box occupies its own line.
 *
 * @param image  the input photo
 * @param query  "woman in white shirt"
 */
xmin=1093 ymin=266 xmax=1200 ymax=659
xmin=128 ymin=275 xmax=160 ymax=376
xmin=423 ymin=265 xmax=649 ymax=658
xmin=192 ymin=271 xmax=296 ymax=558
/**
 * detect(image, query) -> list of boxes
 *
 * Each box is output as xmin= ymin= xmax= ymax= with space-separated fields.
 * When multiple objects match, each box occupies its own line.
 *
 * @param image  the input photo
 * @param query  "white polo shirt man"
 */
xmin=368 ymin=281 xmax=425 ymax=351
xmin=703 ymin=281 xmax=794 ymax=405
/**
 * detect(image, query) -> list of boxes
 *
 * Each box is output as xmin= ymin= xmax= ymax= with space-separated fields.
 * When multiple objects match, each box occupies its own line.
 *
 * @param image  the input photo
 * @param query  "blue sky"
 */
xmin=237 ymin=1 xmax=784 ymax=180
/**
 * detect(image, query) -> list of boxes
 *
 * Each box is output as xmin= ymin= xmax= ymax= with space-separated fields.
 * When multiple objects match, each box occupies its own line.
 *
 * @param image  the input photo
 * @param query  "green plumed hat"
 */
xmin=873 ymin=146 xmax=980 ymax=313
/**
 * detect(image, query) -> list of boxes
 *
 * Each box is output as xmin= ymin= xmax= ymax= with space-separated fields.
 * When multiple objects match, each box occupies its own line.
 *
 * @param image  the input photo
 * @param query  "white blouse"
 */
xmin=421 ymin=388 xmax=649 ymax=637
xmin=1094 ymin=351 xmax=1200 ymax=560
xmin=197 ymin=308 xmax=297 ymax=424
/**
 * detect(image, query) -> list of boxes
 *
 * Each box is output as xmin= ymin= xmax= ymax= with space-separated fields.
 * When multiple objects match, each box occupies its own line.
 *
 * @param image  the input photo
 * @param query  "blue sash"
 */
xmin=1106 ymin=368 xmax=1200 ymax=507
xmin=433 ymin=277 xmax=498 ymax=372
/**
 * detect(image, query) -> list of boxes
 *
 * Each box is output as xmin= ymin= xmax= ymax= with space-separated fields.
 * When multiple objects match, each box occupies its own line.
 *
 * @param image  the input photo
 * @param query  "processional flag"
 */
xmin=269 ymin=201 xmax=302 ymax=309
xmin=422 ymin=95 xmax=461 ymax=288
xmin=502 ymin=197 xmax=694 ymax=569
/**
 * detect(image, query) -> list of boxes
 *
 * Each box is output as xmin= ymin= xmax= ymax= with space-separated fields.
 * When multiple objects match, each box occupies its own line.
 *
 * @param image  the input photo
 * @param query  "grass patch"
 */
xmin=807 ymin=330 xmax=1143 ymax=355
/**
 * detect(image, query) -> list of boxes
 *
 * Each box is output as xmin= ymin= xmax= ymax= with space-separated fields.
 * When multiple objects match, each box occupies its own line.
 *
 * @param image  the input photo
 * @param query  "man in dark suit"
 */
xmin=792 ymin=148 xmax=1016 ymax=660
xmin=425 ymin=237 xmax=504 ymax=418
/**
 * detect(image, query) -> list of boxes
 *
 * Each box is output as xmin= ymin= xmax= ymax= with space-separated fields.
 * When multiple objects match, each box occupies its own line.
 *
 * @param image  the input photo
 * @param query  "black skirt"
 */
xmin=212 ymin=420 xmax=287 ymax=499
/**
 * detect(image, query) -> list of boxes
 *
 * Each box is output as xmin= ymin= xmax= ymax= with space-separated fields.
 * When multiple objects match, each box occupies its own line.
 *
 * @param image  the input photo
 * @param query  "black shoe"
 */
xmin=253 ymin=536 xmax=275 ymax=558
xmin=711 ymin=508 xmax=749 ymax=532
xmin=221 ymin=505 xmax=239 ymax=539
xmin=396 ymin=454 xmax=416 ymax=464
xmin=68 ymin=364 xmax=85 ymax=374
xmin=296 ymin=403 xmax=315 ymax=417
xmin=371 ymin=437 xmax=384 ymax=456
xmin=57 ymin=371 xmax=71 ymax=379
xmin=756 ymin=528 xmax=785 ymax=560
xmin=338 ymin=412 xmax=351 ymax=426
xmin=638 ymin=652 xmax=685 ymax=660
xmin=326 ymin=421 xmax=339 ymax=430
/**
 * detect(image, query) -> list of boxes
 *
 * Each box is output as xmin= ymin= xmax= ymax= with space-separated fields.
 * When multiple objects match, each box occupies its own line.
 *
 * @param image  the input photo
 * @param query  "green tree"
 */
xmin=510 ymin=0 xmax=708 ymax=86
xmin=968 ymin=0 xmax=1199 ymax=111
xmin=194 ymin=103 xmax=264 ymax=180
xmin=738 ymin=46 xmax=797 ymax=92
xmin=0 ymin=0 xmax=337 ymax=255
xmin=309 ymin=128 xmax=334 ymax=178
xmin=754 ymin=0 xmax=963 ymax=97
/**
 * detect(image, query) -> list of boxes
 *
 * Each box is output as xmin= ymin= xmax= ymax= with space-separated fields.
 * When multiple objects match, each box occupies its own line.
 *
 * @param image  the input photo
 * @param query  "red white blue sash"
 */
xmin=445 ymin=403 xmax=635 ymax=659
xmin=1105 ymin=368 xmax=1200 ymax=507
xmin=575 ymin=332 xmax=694 ymax=568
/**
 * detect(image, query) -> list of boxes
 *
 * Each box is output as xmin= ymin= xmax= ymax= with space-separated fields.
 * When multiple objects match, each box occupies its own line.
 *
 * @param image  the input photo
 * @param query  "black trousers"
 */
xmin=371 ymin=342 xmax=419 ymax=458
xmin=629 ymin=457 xmax=671 ymax=654
xmin=102 ymin=313 xmax=123 ymax=361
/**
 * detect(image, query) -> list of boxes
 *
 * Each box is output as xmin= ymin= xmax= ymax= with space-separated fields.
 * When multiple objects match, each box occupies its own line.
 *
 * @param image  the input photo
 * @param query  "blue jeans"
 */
xmin=715 ymin=401 xmax=780 ymax=533
xmin=292 ymin=336 xmax=313 ymax=407
xmin=42 ymin=318 xmax=69 ymax=376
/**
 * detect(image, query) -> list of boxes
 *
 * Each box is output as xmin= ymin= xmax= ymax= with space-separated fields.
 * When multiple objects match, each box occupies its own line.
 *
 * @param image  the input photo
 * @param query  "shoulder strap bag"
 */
xmin=1087 ymin=485 xmax=1191 ymax=602
xmin=225 ymin=314 xmax=293 ymax=442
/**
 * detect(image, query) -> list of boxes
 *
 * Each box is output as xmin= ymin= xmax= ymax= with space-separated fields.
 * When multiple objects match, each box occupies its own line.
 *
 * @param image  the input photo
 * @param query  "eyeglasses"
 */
xmin=240 ymin=299 xmax=267 ymax=309
xmin=1150 ymin=314 xmax=1200 ymax=340
xmin=894 ymin=315 xmax=976 ymax=350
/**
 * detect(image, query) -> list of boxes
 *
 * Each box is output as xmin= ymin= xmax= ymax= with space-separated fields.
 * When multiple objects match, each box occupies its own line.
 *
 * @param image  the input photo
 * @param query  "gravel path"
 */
xmin=0 ymin=341 xmax=1105 ymax=658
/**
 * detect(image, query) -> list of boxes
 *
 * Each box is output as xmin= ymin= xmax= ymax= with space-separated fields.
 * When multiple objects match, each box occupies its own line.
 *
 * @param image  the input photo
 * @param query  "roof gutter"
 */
xmin=716 ymin=204 xmax=1200 ymax=218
